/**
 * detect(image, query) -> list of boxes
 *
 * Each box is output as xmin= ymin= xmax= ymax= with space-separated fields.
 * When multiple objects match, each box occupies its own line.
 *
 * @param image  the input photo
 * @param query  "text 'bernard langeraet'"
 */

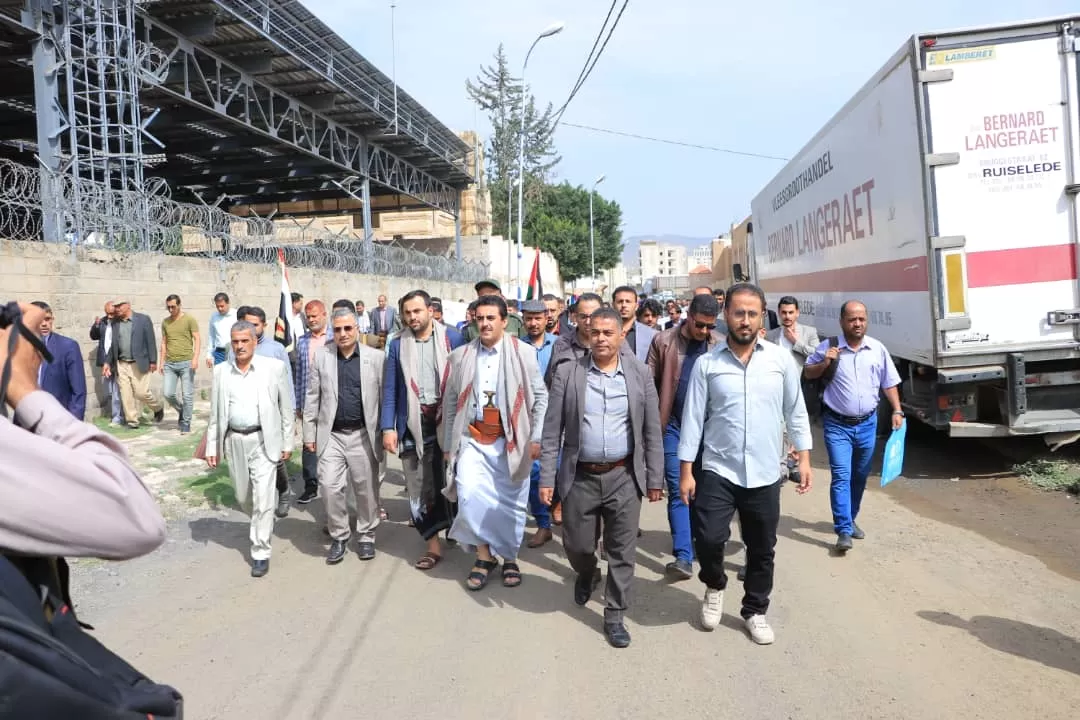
xmin=767 ymin=151 xmax=875 ymax=264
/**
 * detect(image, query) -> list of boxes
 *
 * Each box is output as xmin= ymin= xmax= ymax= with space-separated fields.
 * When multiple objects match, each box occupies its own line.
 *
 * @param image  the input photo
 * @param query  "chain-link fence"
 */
xmin=0 ymin=159 xmax=488 ymax=283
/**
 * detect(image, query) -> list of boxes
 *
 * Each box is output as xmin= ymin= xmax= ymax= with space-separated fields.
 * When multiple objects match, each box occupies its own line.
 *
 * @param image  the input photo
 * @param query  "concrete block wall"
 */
xmin=0 ymin=240 xmax=475 ymax=420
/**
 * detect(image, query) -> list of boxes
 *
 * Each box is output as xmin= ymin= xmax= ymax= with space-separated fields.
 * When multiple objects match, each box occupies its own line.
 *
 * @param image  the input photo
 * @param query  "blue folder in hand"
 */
xmin=880 ymin=423 xmax=907 ymax=487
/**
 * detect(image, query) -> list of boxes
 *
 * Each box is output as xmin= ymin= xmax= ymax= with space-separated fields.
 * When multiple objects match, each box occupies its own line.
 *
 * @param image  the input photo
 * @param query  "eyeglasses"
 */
xmin=334 ymin=325 xmax=355 ymax=333
xmin=694 ymin=321 xmax=716 ymax=330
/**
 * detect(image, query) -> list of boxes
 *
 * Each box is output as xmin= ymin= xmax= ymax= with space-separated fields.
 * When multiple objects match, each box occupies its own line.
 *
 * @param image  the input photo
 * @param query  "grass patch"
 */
xmin=149 ymin=435 xmax=200 ymax=459
xmin=92 ymin=416 xmax=153 ymax=439
xmin=179 ymin=454 xmax=303 ymax=509
xmin=1013 ymin=458 xmax=1080 ymax=493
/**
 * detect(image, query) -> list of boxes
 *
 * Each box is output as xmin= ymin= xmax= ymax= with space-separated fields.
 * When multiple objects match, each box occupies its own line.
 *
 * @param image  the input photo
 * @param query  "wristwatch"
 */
xmin=892 ymin=410 xmax=904 ymax=416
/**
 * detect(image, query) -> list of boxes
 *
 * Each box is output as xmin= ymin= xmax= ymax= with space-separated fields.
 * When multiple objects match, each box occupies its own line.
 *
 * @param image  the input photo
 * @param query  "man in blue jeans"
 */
xmin=804 ymin=300 xmax=904 ymax=553
xmin=646 ymin=293 xmax=723 ymax=579
xmin=159 ymin=294 xmax=200 ymax=434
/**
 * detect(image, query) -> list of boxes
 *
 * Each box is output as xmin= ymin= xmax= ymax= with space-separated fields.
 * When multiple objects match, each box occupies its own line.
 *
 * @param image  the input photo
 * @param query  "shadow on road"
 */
xmin=917 ymin=610 xmax=1080 ymax=676
xmin=777 ymin=515 xmax=843 ymax=556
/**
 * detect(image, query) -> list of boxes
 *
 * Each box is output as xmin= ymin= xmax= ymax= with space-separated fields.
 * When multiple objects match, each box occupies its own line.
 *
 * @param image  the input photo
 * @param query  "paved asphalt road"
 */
xmin=70 ymin=443 xmax=1080 ymax=720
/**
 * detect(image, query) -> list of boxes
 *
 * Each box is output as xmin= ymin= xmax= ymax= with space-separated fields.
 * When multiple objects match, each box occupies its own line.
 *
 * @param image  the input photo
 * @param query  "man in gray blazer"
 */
xmin=103 ymin=300 xmax=164 ymax=429
xmin=540 ymin=307 xmax=664 ymax=649
xmin=612 ymin=285 xmax=656 ymax=363
xmin=766 ymin=296 xmax=821 ymax=416
xmin=205 ymin=321 xmax=294 ymax=577
xmin=303 ymin=307 xmax=386 ymax=564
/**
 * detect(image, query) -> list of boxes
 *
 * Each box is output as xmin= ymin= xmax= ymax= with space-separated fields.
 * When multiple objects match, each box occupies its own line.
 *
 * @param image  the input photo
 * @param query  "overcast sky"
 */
xmin=307 ymin=0 xmax=1077 ymax=239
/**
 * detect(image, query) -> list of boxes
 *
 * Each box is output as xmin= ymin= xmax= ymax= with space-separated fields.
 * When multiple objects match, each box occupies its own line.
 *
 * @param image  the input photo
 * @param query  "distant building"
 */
xmin=691 ymin=244 xmax=712 ymax=269
xmin=639 ymin=240 xmax=688 ymax=279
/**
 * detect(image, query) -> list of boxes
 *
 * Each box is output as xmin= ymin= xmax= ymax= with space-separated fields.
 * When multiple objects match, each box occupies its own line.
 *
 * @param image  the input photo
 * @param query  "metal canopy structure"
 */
xmin=0 ymin=0 xmax=473 ymax=226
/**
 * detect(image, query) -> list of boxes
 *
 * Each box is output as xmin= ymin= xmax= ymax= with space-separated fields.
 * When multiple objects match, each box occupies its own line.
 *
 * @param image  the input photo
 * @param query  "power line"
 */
xmin=560 ymin=122 xmax=791 ymax=162
xmin=558 ymin=0 xmax=617 ymax=115
xmin=552 ymin=0 xmax=629 ymax=128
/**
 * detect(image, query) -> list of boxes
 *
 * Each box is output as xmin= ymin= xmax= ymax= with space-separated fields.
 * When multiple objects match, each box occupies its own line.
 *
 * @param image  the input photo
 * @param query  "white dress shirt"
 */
xmin=357 ymin=311 xmax=371 ymax=334
xmin=473 ymin=343 xmax=502 ymax=421
xmin=227 ymin=362 xmax=262 ymax=429
xmin=206 ymin=309 xmax=238 ymax=357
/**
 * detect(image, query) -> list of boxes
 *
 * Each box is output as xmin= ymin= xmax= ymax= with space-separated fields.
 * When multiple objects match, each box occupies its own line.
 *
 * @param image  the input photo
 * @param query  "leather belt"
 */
xmin=229 ymin=425 xmax=261 ymax=435
xmin=579 ymin=458 xmax=627 ymax=474
xmin=824 ymin=406 xmax=875 ymax=426
xmin=420 ymin=403 xmax=439 ymax=422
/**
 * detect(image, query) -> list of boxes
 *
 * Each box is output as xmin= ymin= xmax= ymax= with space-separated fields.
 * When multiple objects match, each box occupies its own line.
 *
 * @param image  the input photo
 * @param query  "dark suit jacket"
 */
xmin=540 ymin=352 xmax=664 ymax=500
xmin=370 ymin=307 xmax=396 ymax=335
xmin=89 ymin=316 xmax=110 ymax=367
xmin=107 ymin=312 xmax=157 ymax=373
xmin=40 ymin=333 xmax=87 ymax=419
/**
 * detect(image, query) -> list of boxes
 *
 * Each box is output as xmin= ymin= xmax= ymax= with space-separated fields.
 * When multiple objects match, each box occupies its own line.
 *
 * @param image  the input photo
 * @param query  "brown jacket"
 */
xmin=645 ymin=324 xmax=723 ymax=428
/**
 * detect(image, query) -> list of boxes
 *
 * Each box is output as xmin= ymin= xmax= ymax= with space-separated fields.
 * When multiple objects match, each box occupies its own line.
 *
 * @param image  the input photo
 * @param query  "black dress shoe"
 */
xmin=326 ymin=539 xmax=347 ymax=565
xmin=357 ymin=541 xmax=376 ymax=560
xmin=574 ymin=567 xmax=602 ymax=606
xmin=604 ymin=622 xmax=631 ymax=648
xmin=153 ymin=408 xmax=164 ymax=423
xmin=251 ymin=559 xmax=270 ymax=578
xmin=836 ymin=533 xmax=854 ymax=552
xmin=665 ymin=559 xmax=693 ymax=581
xmin=851 ymin=524 xmax=866 ymax=540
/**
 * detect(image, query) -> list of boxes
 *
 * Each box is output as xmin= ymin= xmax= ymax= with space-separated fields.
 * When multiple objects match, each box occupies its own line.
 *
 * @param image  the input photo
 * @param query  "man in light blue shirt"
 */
xmin=804 ymin=300 xmax=904 ymax=553
xmin=678 ymin=283 xmax=812 ymax=645
xmin=205 ymin=292 xmax=237 ymax=368
xmin=522 ymin=300 xmax=559 ymax=547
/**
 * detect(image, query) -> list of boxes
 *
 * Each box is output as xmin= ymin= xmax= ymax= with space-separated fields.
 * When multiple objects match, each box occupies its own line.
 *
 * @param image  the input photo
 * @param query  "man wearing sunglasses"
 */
xmin=645 ymin=292 xmax=724 ymax=580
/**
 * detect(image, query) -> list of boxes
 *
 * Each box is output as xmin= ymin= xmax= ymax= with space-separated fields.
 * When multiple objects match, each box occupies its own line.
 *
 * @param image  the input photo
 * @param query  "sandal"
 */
xmin=414 ymin=552 xmax=441 ymax=571
xmin=466 ymin=558 xmax=499 ymax=591
xmin=502 ymin=562 xmax=522 ymax=588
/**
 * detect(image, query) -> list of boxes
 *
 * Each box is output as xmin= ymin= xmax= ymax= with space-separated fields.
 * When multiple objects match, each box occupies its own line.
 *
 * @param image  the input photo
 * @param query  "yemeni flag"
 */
xmin=273 ymin=248 xmax=293 ymax=349
xmin=526 ymin=247 xmax=543 ymax=300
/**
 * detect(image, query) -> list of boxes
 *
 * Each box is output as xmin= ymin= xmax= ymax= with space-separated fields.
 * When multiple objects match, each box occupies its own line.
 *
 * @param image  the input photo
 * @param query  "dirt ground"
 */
xmin=66 ymin=413 xmax=1080 ymax=720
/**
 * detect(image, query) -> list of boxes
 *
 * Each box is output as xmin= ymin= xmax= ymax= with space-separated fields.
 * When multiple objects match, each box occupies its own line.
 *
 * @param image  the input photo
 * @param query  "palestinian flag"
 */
xmin=526 ymin=248 xmax=543 ymax=300
xmin=273 ymin=248 xmax=293 ymax=349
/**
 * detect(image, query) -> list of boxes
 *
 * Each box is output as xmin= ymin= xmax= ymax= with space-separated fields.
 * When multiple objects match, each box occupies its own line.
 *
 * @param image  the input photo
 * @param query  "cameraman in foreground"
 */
xmin=1 ymin=301 xmax=182 ymax=718
xmin=0 ymin=301 xmax=166 ymax=558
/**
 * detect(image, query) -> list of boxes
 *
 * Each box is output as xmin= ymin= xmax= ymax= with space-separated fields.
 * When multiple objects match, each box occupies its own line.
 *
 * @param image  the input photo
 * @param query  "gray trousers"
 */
xmin=318 ymin=428 xmax=380 ymax=542
xmin=561 ymin=465 xmax=641 ymax=623
xmin=225 ymin=431 xmax=278 ymax=561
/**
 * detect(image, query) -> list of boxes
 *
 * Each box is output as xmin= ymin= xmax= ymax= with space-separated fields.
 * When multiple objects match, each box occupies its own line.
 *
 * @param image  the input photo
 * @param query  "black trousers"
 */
xmin=690 ymin=470 xmax=781 ymax=618
xmin=302 ymin=447 xmax=318 ymax=492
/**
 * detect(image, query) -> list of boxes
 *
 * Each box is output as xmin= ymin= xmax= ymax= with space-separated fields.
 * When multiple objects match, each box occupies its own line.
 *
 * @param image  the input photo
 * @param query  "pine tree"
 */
xmin=466 ymin=44 xmax=560 ymax=237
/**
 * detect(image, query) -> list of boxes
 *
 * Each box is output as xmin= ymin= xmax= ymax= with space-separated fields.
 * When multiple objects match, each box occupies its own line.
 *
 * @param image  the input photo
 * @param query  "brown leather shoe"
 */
xmin=527 ymin=527 xmax=553 ymax=548
xmin=552 ymin=503 xmax=563 ymax=526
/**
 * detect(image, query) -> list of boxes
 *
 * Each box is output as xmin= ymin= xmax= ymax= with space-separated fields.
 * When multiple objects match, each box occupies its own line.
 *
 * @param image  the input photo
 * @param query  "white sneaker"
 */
xmin=700 ymin=588 xmax=723 ymax=631
xmin=744 ymin=614 xmax=775 ymax=645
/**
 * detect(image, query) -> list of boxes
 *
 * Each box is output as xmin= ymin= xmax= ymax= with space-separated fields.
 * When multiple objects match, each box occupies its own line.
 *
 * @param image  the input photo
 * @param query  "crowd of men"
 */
xmin=39 ymin=278 xmax=904 ymax=650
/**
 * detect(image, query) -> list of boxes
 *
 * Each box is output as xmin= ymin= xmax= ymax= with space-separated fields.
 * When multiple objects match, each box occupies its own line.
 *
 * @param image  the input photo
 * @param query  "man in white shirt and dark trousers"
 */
xmin=678 ymin=283 xmax=813 ymax=645
xmin=205 ymin=293 xmax=237 ymax=368
xmin=205 ymin=320 xmax=294 ymax=577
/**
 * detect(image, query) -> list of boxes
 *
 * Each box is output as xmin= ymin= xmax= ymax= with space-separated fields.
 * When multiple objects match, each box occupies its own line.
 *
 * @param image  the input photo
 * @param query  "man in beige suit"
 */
xmin=303 ymin=307 xmax=385 ymax=564
xmin=205 ymin=320 xmax=294 ymax=578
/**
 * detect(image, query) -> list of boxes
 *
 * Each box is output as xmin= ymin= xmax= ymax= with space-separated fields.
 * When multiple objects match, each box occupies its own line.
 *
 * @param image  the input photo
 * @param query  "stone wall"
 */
xmin=1 ymin=240 xmax=476 ymax=419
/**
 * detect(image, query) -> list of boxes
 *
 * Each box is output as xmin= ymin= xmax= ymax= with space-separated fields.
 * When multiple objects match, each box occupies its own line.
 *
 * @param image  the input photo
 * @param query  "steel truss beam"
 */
xmin=204 ymin=0 xmax=467 ymax=169
xmin=138 ymin=16 xmax=458 ymax=215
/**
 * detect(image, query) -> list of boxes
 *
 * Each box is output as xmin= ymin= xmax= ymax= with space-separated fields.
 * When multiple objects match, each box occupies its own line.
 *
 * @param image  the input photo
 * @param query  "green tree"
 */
xmin=466 ymin=45 xmax=560 ymax=237
xmin=523 ymin=182 xmax=623 ymax=283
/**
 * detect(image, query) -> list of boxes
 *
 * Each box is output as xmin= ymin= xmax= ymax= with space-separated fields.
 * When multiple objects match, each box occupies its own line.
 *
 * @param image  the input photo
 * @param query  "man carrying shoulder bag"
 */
xmin=0 ymin=301 xmax=183 ymax=718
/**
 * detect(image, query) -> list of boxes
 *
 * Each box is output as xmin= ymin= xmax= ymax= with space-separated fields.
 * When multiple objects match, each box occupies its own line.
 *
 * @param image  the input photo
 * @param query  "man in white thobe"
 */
xmin=442 ymin=296 xmax=548 ymax=592
xmin=205 ymin=321 xmax=294 ymax=577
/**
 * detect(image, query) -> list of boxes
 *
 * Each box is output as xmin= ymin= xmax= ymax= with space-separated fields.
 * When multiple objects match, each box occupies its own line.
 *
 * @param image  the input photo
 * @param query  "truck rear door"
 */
xmin=921 ymin=22 xmax=1080 ymax=353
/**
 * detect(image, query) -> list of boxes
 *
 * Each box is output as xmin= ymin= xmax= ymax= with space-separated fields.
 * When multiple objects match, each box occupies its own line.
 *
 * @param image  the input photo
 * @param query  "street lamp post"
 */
xmin=589 ymin=174 xmax=605 ymax=288
xmin=515 ymin=21 xmax=565 ymax=298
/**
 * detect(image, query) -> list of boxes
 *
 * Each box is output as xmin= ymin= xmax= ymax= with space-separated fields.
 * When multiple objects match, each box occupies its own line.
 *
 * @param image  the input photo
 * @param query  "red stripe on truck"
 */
xmin=966 ymin=244 xmax=1076 ymax=288
xmin=758 ymin=244 xmax=1077 ymax=294
xmin=758 ymin=257 xmax=930 ymax=293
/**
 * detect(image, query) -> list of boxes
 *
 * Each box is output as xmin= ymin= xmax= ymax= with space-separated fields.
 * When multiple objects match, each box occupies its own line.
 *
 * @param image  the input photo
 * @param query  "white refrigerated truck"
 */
xmin=748 ymin=16 xmax=1080 ymax=441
